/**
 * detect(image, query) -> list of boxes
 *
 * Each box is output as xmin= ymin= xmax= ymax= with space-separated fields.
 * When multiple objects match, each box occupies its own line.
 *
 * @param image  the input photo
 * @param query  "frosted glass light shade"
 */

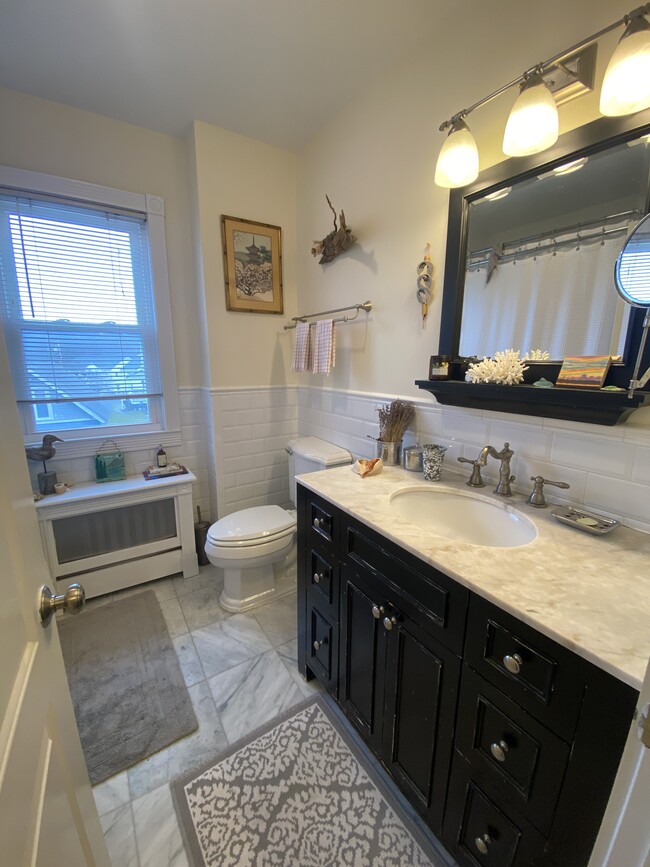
xmin=434 ymin=120 xmax=479 ymax=188
xmin=503 ymin=75 xmax=559 ymax=157
xmin=600 ymin=17 xmax=650 ymax=116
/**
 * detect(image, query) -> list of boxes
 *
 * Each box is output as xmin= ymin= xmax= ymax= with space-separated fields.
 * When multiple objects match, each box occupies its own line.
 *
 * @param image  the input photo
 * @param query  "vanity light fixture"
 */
xmin=435 ymin=3 xmax=650 ymax=188
xmin=434 ymin=119 xmax=480 ymax=188
xmin=503 ymin=72 xmax=559 ymax=157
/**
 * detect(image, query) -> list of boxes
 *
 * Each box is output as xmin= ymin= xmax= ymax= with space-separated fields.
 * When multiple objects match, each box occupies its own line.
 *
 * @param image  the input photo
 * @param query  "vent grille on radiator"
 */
xmin=52 ymin=498 xmax=177 ymax=564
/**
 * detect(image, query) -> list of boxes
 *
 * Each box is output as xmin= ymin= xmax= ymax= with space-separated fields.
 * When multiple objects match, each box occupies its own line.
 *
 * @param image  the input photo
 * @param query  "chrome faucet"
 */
xmin=458 ymin=442 xmax=515 ymax=496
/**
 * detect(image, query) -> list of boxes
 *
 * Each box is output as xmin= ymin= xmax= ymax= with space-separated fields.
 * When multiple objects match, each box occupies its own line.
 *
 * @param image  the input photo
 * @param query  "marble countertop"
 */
xmin=296 ymin=465 xmax=650 ymax=691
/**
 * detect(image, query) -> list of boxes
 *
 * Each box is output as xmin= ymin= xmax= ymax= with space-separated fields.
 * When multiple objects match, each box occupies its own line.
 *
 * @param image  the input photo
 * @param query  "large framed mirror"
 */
xmin=437 ymin=109 xmax=650 ymax=401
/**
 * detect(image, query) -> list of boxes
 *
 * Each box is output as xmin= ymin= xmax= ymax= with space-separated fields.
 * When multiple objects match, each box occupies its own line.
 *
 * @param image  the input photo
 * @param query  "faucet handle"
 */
xmin=457 ymin=456 xmax=485 ymax=488
xmin=526 ymin=475 xmax=570 ymax=508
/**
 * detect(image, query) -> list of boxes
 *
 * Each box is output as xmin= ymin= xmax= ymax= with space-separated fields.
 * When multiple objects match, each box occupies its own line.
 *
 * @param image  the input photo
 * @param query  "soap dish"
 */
xmin=551 ymin=505 xmax=619 ymax=536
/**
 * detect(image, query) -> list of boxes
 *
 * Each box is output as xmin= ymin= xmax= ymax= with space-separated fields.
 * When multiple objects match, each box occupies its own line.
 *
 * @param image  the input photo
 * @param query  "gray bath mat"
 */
xmin=171 ymin=696 xmax=446 ymax=867
xmin=59 ymin=589 xmax=197 ymax=784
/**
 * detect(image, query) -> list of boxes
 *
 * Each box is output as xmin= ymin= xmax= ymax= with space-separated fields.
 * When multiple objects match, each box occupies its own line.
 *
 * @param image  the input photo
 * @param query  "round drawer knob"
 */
xmin=371 ymin=604 xmax=385 ymax=619
xmin=475 ymin=833 xmax=491 ymax=855
xmin=313 ymin=572 xmax=324 ymax=584
xmin=490 ymin=739 xmax=509 ymax=762
xmin=503 ymin=653 xmax=523 ymax=675
xmin=313 ymin=637 xmax=328 ymax=651
xmin=383 ymin=615 xmax=398 ymax=631
xmin=313 ymin=517 xmax=322 ymax=529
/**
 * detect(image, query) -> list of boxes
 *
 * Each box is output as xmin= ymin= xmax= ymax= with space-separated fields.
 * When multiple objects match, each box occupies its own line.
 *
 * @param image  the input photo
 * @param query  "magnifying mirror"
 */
xmin=615 ymin=213 xmax=650 ymax=397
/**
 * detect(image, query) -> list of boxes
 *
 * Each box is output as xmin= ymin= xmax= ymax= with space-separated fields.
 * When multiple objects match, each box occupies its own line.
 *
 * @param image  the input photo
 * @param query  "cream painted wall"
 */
xmin=0 ymin=86 xmax=202 ymax=386
xmin=189 ymin=120 xmax=298 ymax=388
xmin=295 ymin=0 xmax=644 ymax=408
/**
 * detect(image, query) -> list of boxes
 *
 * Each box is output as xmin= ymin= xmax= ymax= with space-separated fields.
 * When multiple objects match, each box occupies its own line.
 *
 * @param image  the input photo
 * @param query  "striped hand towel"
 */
xmin=312 ymin=319 xmax=336 ymax=375
xmin=291 ymin=321 xmax=311 ymax=372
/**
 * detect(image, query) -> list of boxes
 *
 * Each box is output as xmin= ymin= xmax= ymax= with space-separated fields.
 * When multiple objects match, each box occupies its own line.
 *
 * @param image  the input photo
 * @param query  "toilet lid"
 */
xmin=207 ymin=505 xmax=295 ymax=544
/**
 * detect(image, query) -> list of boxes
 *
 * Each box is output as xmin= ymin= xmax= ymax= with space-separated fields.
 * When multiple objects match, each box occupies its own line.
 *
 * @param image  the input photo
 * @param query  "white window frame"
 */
xmin=0 ymin=166 xmax=180 ymax=457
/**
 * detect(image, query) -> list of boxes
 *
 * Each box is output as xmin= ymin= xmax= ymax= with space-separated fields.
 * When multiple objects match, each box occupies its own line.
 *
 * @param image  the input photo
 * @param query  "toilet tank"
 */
xmin=286 ymin=437 xmax=352 ymax=505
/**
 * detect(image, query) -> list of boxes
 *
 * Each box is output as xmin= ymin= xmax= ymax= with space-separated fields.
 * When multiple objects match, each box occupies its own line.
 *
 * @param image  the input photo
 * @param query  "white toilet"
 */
xmin=205 ymin=437 xmax=352 ymax=612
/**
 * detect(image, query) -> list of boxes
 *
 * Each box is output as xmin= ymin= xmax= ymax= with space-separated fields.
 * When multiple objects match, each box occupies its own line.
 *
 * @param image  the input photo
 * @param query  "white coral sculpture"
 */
xmin=523 ymin=349 xmax=550 ymax=361
xmin=466 ymin=349 xmax=529 ymax=385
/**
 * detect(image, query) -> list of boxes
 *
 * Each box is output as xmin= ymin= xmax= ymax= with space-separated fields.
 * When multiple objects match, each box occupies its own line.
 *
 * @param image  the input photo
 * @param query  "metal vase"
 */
xmin=377 ymin=441 xmax=402 ymax=466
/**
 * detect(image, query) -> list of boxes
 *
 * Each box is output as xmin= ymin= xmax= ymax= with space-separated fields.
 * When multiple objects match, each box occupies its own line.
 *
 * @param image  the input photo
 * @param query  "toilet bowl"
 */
xmin=205 ymin=505 xmax=297 ymax=612
xmin=204 ymin=437 xmax=352 ymax=613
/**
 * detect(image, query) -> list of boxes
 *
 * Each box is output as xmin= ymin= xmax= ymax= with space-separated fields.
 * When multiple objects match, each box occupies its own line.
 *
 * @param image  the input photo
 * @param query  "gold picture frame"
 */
xmin=221 ymin=215 xmax=283 ymax=314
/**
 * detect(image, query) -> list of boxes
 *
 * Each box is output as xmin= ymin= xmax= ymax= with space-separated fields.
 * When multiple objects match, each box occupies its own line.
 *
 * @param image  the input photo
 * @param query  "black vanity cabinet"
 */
xmin=338 ymin=516 xmax=467 ymax=835
xmin=296 ymin=484 xmax=638 ymax=866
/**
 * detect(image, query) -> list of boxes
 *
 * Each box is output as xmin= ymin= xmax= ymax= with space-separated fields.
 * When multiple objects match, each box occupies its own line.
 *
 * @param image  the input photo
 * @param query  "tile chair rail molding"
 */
xmin=418 ymin=109 xmax=650 ymax=425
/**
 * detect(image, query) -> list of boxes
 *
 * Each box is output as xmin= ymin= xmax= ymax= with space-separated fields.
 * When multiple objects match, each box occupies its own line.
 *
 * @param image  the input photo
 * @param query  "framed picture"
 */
xmin=221 ymin=215 xmax=283 ymax=314
xmin=556 ymin=355 xmax=612 ymax=388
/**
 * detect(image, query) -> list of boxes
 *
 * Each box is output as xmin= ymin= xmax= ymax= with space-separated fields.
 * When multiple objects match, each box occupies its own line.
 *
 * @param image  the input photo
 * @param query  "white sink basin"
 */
xmin=389 ymin=485 xmax=537 ymax=548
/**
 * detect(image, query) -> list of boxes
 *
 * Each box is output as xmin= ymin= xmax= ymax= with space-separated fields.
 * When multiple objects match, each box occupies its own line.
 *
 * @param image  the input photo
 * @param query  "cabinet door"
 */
xmin=339 ymin=564 xmax=387 ymax=755
xmin=382 ymin=605 xmax=461 ymax=836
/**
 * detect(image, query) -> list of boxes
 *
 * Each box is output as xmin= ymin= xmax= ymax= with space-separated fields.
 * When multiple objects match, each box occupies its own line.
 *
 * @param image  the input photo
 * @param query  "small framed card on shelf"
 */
xmin=556 ymin=355 xmax=611 ymax=389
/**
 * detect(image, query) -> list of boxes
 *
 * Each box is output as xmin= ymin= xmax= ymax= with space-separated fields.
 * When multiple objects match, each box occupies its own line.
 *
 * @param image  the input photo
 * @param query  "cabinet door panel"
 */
xmin=339 ymin=565 xmax=385 ymax=752
xmin=383 ymin=613 xmax=461 ymax=835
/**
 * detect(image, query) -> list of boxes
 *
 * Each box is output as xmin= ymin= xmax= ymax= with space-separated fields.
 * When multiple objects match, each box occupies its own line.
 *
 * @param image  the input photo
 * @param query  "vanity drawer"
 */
xmin=455 ymin=666 xmax=570 ymax=836
xmin=465 ymin=595 xmax=585 ymax=741
xmin=305 ymin=493 xmax=339 ymax=554
xmin=308 ymin=604 xmax=338 ymax=695
xmin=443 ymin=753 xmax=547 ymax=867
xmin=306 ymin=548 xmax=338 ymax=617
xmin=343 ymin=516 xmax=468 ymax=654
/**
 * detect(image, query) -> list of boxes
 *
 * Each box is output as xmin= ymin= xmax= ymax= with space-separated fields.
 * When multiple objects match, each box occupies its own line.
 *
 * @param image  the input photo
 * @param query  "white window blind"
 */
xmin=0 ymin=192 xmax=164 ymax=435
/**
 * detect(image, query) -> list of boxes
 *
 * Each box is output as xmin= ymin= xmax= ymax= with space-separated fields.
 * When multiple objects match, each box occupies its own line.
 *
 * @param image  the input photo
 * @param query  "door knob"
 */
xmin=313 ymin=637 xmax=328 ymax=651
xmin=39 ymin=583 xmax=85 ymax=627
xmin=371 ymin=604 xmax=385 ymax=619
xmin=383 ymin=614 xmax=398 ymax=631
xmin=490 ymin=739 xmax=510 ymax=762
xmin=474 ymin=833 xmax=491 ymax=855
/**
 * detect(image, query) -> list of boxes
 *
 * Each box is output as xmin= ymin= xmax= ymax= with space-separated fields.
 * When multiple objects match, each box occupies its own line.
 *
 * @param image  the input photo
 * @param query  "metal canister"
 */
xmin=402 ymin=445 xmax=424 ymax=472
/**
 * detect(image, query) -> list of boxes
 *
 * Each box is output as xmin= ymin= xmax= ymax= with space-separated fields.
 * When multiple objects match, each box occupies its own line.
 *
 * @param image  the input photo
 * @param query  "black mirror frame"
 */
xmin=438 ymin=108 xmax=650 ymax=391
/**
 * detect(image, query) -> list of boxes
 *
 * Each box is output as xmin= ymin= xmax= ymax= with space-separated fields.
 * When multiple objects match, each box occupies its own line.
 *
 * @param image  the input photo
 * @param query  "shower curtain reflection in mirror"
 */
xmin=459 ymin=231 xmax=631 ymax=360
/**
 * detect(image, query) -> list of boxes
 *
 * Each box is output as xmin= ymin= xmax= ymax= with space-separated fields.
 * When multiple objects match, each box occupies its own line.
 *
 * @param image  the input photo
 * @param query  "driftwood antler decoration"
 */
xmin=311 ymin=195 xmax=356 ymax=264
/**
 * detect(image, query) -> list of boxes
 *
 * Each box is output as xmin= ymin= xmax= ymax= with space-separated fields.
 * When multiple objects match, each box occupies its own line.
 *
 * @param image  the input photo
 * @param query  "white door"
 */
xmin=0 ymin=333 xmax=110 ymax=866
xmin=589 ymin=657 xmax=650 ymax=867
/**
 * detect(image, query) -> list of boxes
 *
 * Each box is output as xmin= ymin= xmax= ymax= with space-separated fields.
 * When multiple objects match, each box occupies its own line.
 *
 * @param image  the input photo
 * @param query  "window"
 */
xmin=0 ymin=167 xmax=179 ymax=447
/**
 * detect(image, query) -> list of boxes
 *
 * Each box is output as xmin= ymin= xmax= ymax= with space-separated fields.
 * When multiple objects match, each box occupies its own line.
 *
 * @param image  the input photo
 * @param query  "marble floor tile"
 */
xmin=253 ymin=592 xmax=298 ymax=647
xmin=208 ymin=648 xmax=305 ymax=743
xmin=93 ymin=770 xmax=131 ymax=817
xmin=132 ymin=784 xmax=188 ymax=867
xmin=277 ymin=638 xmax=323 ymax=698
xmin=191 ymin=613 xmax=274 ymax=679
xmin=173 ymin=567 xmax=222 ymax=597
xmin=100 ymin=803 xmax=139 ymax=867
xmin=172 ymin=633 xmax=205 ymax=687
xmin=158 ymin=596 xmax=189 ymax=638
xmin=177 ymin=584 xmax=229 ymax=631
xmin=127 ymin=679 xmax=228 ymax=800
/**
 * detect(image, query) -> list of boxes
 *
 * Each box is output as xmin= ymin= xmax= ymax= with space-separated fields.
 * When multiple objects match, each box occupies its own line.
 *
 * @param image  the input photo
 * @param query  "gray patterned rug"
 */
xmin=171 ymin=696 xmax=446 ymax=867
xmin=59 ymin=589 xmax=198 ymax=784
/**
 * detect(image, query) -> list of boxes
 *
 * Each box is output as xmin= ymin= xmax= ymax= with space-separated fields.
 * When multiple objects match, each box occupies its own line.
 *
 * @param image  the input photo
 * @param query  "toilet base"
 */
xmin=218 ymin=551 xmax=297 ymax=613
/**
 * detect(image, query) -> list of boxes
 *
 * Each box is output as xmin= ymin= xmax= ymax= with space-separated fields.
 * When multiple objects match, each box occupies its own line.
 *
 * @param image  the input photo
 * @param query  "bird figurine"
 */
xmin=25 ymin=435 xmax=63 ymax=473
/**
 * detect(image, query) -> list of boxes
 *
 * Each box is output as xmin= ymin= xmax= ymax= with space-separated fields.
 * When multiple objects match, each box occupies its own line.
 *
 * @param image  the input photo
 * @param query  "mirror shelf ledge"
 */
xmin=414 ymin=379 xmax=647 ymax=426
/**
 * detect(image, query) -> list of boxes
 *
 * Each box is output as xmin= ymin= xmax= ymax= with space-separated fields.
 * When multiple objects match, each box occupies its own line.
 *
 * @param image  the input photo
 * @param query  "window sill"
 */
xmin=26 ymin=429 xmax=183 ymax=460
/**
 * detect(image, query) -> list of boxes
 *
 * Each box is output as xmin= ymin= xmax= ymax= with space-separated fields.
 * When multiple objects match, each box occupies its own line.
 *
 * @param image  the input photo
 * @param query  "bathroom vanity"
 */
xmin=296 ymin=466 xmax=650 ymax=867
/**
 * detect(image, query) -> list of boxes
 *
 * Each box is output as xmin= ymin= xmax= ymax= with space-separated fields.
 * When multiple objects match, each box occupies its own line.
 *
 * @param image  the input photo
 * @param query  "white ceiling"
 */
xmin=0 ymin=0 xmax=453 ymax=151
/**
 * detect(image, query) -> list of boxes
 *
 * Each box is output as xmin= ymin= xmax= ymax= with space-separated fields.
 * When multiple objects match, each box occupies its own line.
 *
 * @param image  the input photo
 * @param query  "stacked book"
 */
xmin=143 ymin=463 xmax=188 ymax=480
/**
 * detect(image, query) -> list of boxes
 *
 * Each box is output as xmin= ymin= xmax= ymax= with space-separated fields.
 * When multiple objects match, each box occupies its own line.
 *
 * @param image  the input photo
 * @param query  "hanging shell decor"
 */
xmin=311 ymin=195 xmax=355 ymax=264
xmin=416 ymin=242 xmax=433 ymax=324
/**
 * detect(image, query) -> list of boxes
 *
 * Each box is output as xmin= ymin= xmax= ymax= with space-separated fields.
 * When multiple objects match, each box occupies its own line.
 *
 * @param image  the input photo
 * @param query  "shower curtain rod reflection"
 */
xmin=468 ymin=208 xmax=642 ymax=268
xmin=283 ymin=301 xmax=372 ymax=330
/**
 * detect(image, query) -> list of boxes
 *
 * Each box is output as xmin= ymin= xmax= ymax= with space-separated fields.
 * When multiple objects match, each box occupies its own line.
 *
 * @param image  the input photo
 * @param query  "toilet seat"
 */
xmin=206 ymin=505 xmax=296 ymax=560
